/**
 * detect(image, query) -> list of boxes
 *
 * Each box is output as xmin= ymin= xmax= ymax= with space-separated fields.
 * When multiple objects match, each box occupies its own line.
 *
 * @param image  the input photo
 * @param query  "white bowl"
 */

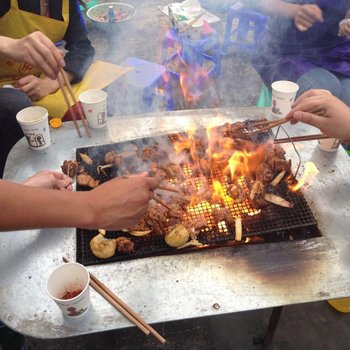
xmin=87 ymin=2 xmax=136 ymax=31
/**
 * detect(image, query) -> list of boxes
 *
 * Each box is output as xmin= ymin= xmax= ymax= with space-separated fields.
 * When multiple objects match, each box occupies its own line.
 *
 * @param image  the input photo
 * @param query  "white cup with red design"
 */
xmin=79 ymin=89 xmax=108 ymax=128
xmin=47 ymin=262 xmax=90 ymax=318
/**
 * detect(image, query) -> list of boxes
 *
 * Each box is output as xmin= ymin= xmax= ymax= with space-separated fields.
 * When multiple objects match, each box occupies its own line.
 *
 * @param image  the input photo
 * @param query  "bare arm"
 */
xmin=258 ymin=0 xmax=302 ymax=18
xmin=0 ymin=176 xmax=160 ymax=232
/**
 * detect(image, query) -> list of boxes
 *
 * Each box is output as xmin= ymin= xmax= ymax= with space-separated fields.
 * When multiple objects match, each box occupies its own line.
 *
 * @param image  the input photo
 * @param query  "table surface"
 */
xmin=1 ymin=107 xmax=350 ymax=339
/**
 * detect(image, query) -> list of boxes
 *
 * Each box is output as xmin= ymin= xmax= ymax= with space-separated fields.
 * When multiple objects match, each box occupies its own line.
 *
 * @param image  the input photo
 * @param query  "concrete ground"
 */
xmin=2 ymin=1 xmax=350 ymax=349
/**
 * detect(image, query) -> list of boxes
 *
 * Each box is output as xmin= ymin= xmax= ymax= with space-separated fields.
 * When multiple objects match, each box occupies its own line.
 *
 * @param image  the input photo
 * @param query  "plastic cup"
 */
xmin=16 ymin=106 xmax=51 ymax=150
xmin=271 ymin=81 xmax=299 ymax=117
xmin=47 ymin=262 xmax=90 ymax=318
xmin=318 ymin=138 xmax=341 ymax=152
xmin=79 ymin=89 xmax=108 ymax=129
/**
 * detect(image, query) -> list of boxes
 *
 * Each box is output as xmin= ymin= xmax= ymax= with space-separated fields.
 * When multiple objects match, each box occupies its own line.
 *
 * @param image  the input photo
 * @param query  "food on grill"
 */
xmin=77 ymin=173 xmax=100 ymax=188
xmin=90 ymin=232 xmax=117 ymax=259
xmin=235 ymin=218 xmax=242 ymax=241
xmin=61 ymin=160 xmax=78 ymax=177
xmin=76 ymin=119 xmax=306 ymax=261
xmin=165 ymin=224 xmax=190 ymax=248
xmin=264 ymin=193 xmax=294 ymax=208
xmin=79 ymin=152 xmax=93 ymax=165
xmin=115 ymin=237 xmax=134 ymax=253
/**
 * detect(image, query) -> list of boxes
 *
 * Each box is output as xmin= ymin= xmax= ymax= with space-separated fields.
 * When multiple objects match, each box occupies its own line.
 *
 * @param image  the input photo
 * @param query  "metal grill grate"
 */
xmin=76 ymin=129 xmax=320 ymax=266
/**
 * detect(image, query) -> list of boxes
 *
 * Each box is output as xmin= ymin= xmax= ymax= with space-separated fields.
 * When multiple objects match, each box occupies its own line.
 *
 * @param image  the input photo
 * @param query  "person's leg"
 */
xmin=338 ymin=75 xmax=350 ymax=106
xmin=0 ymin=88 xmax=32 ymax=178
xmin=296 ymin=68 xmax=342 ymax=98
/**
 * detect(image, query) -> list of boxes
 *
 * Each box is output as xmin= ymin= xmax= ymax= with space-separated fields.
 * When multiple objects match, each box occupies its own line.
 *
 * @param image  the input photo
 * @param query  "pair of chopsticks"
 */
xmin=57 ymin=68 xmax=91 ymax=138
xmin=62 ymin=257 xmax=166 ymax=344
xmin=274 ymin=133 xmax=329 ymax=144
xmin=179 ymin=11 xmax=205 ymax=34
xmin=250 ymin=117 xmax=289 ymax=133
xmin=152 ymin=184 xmax=179 ymax=210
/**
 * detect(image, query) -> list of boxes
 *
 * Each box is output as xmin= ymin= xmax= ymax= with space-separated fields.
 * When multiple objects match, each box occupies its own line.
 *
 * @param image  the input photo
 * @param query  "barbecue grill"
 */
xmin=75 ymin=122 xmax=321 ymax=266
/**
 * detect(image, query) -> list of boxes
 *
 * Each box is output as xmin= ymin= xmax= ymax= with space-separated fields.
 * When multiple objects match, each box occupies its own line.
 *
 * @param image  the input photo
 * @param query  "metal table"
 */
xmin=1 ymin=107 xmax=350 ymax=339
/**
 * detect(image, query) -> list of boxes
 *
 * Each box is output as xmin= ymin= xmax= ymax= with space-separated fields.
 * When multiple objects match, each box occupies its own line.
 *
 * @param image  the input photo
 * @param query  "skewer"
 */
xmin=274 ymin=133 xmax=330 ymax=144
xmin=59 ymin=68 xmax=92 ymax=138
xmin=179 ymin=11 xmax=205 ymax=34
xmin=62 ymin=257 xmax=166 ymax=344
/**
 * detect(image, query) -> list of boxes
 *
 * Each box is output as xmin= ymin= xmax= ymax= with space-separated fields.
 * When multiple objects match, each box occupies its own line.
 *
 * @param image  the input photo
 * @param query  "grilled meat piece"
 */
xmin=77 ymin=173 xmax=100 ymax=188
xmin=61 ymin=160 xmax=78 ymax=177
xmin=115 ymin=237 xmax=134 ymax=253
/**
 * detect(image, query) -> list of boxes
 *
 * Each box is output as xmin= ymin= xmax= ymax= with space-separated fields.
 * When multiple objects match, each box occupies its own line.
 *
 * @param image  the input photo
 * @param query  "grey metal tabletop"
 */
xmin=1 ymin=107 xmax=350 ymax=339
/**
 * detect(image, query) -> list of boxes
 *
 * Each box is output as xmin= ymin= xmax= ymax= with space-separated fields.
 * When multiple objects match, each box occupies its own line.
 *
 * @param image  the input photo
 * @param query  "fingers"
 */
xmin=292 ymin=111 xmax=328 ymax=131
xmin=147 ymin=176 xmax=161 ymax=191
xmin=292 ymin=89 xmax=331 ymax=107
xmin=53 ymin=174 xmax=73 ymax=190
xmin=302 ymin=5 xmax=324 ymax=23
xmin=19 ymin=32 xmax=65 ymax=79
xmin=295 ymin=5 xmax=323 ymax=31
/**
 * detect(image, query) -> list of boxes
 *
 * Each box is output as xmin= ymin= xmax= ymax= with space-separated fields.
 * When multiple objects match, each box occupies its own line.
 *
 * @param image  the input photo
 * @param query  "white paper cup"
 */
xmin=271 ymin=81 xmax=299 ymax=117
xmin=79 ymin=89 xmax=108 ymax=128
xmin=47 ymin=262 xmax=90 ymax=318
xmin=318 ymin=138 xmax=341 ymax=152
xmin=16 ymin=106 xmax=51 ymax=150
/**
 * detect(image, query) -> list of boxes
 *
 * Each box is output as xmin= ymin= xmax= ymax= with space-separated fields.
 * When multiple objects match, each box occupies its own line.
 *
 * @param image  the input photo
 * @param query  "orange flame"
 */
xmin=212 ymin=179 xmax=232 ymax=204
xmin=290 ymin=162 xmax=319 ymax=191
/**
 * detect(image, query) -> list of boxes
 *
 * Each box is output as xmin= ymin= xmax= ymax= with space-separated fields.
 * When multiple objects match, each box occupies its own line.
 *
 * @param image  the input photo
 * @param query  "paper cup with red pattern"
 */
xmin=47 ymin=262 xmax=90 ymax=318
xmin=79 ymin=89 xmax=108 ymax=128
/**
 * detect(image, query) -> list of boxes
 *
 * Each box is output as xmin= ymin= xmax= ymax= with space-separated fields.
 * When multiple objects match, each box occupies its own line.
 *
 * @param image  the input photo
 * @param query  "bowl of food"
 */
xmin=86 ymin=2 xmax=136 ymax=31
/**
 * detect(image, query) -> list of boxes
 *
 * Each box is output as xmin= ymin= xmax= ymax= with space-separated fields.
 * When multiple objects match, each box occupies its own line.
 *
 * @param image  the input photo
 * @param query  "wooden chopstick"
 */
xmin=158 ymin=184 xmax=180 ymax=193
xmin=62 ymin=257 xmax=166 ymax=344
xmin=57 ymin=71 xmax=82 ymax=138
xmin=179 ymin=11 xmax=205 ymax=34
xmin=59 ymin=68 xmax=92 ymax=138
xmin=251 ymin=117 xmax=289 ymax=133
xmin=274 ymin=133 xmax=330 ymax=144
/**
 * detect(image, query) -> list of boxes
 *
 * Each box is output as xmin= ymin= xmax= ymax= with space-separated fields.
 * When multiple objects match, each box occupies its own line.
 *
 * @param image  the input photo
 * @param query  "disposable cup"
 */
xmin=16 ymin=106 xmax=51 ymax=150
xmin=79 ymin=89 xmax=108 ymax=128
xmin=318 ymin=138 xmax=341 ymax=152
xmin=47 ymin=262 xmax=90 ymax=318
xmin=271 ymin=81 xmax=299 ymax=117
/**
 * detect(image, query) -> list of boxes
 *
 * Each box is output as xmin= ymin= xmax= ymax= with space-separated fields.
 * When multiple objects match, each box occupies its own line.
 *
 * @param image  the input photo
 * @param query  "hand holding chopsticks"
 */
xmin=57 ymin=68 xmax=91 ymax=138
xmin=62 ymin=257 xmax=166 ymax=344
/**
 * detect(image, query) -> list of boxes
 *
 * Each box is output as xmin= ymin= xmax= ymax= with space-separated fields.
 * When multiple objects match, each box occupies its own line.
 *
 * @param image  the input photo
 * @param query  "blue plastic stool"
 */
xmin=162 ymin=28 xmax=221 ymax=78
xmin=221 ymin=7 xmax=267 ymax=55
xmin=162 ymin=28 xmax=221 ymax=98
xmin=117 ymin=57 xmax=173 ymax=113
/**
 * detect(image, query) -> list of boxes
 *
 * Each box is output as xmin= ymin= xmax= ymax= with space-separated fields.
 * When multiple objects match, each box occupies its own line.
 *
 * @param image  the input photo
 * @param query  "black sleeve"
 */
xmin=63 ymin=0 xmax=95 ymax=84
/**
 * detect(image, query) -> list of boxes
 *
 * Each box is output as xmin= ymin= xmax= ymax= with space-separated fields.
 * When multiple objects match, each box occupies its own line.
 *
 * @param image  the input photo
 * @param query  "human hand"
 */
xmin=338 ymin=19 xmax=350 ymax=36
xmin=286 ymin=89 xmax=350 ymax=141
xmin=294 ymin=5 xmax=324 ymax=31
xmin=3 ymin=32 xmax=65 ymax=79
xmin=22 ymin=171 xmax=73 ymax=191
xmin=84 ymin=176 xmax=160 ymax=230
xmin=15 ymin=75 xmax=59 ymax=101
